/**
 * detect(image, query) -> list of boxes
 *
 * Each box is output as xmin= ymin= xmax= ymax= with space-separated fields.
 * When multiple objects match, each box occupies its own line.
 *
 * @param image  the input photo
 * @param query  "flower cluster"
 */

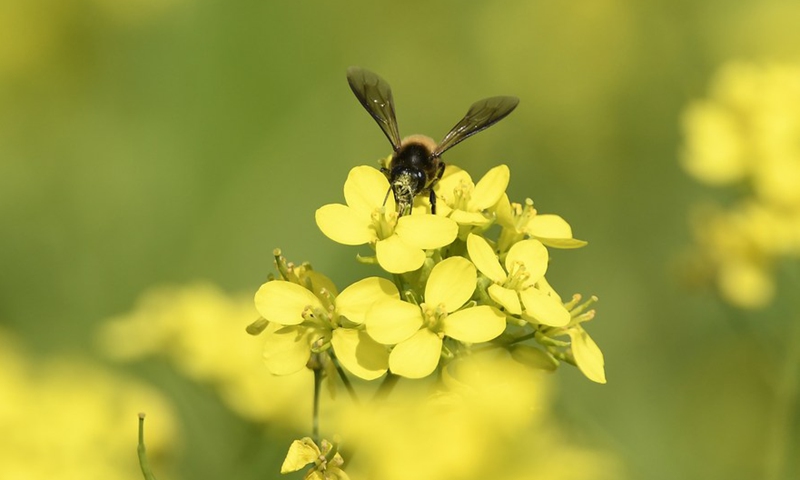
xmin=681 ymin=62 xmax=800 ymax=308
xmin=253 ymin=163 xmax=605 ymax=383
xmin=251 ymin=161 xmax=605 ymax=478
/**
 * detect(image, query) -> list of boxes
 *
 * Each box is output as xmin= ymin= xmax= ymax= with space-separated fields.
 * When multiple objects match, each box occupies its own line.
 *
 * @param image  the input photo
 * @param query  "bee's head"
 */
xmin=391 ymin=168 xmax=425 ymax=216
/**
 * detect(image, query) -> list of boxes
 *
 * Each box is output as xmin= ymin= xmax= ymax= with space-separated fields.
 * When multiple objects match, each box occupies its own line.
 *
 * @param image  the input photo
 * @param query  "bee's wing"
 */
xmin=346 ymin=67 xmax=402 ymax=150
xmin=434 ymin=96 xmax=519 ymax=156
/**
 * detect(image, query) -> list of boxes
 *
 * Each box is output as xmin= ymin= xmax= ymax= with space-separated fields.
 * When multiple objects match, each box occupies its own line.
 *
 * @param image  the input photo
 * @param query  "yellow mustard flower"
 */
xmin=255 ymin=276 xmax=397 ymax=380
xmin=495 ymin=194 xmax=587 ymax=252
xmin=282 ymin=437 xmax=350 ymax=480
xmin=315 ymin=166 xmax=458 ymax=273
xmin=432 ymin=164 xmax=510 ymax=228
xmin=467 ymin=233 xmax=570 ymax=326
xmin=365 ymin=256 xmax=506 ymax=378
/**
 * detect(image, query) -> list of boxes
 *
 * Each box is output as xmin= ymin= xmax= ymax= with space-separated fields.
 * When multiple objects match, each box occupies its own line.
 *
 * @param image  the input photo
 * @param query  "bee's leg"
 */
xmin=380 ymin=166 xmax=391 ymax=179
xmin=383 ymin=186 xmax=392 ymax=208
xmin=435 ymin=162 xmax=445 ymax=180
xmin=430 ymin=163 xmax=445 ymax=214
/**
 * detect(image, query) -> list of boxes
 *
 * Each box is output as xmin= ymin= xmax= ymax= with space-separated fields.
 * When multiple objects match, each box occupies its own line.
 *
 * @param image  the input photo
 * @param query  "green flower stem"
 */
xmin=372 ymin=372 xmax=400 ymax=402
xmin=312 ymin=367 xmax=323 ymax=445
xmin=330 ymin=352 xmax=360 ymax=404
xmin=137 ymin=413 xmax=157 ymax=480
xmin=392 ymin=274 xmax=407 ymax=301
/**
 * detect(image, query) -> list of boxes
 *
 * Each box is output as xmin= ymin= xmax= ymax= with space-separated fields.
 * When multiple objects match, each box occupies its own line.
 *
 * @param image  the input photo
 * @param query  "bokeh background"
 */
xmin=2 ymin=0 xmax=800 ymax=479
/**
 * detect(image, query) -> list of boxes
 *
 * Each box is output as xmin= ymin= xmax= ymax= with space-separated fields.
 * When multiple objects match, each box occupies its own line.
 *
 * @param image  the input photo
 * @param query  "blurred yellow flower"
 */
xmin=254 ymin=276 xmax=397 ymax=380
xmin=365 ymin=256 xmax=506 ymax=378
xmin=682 ymin=62 xmax=800 ymax=208
xmin=97 ymin=283 xmax=313 ymax=427
xmin=315 ymin=166 xmax=458 ymax=273
xmin=681 ymin=62 xmax=800 ymax=308
xmin=331 ymin=352 xmax=620 ymax=480
xmin=0 ymin=328 xmax=177 ymax=480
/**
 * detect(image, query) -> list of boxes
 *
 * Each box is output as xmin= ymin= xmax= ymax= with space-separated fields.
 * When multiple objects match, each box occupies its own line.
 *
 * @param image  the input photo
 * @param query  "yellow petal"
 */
xmin=568 ymin=327 xmax=607 ymax=384
xmin=365 ymin=298 xmax=423 ymax=344
xmin=526 ymin=214 xmax=587 ymax=249
xmin=388 ymin=328 xmax=442 ymax=379
xmin=442 ymin=306 xmax=506 ymax=342
xmin=536 ymin=237 xmax=589 ymax=249
xmin=263 ymin=327 xmax=312 ymax=375
xmin=425 ymin=256 xmax=476 ymax=312
xmin=336 ymin=277 xmax=399 ymax=324
xmin=343 ymin=165 xmax=393 ymax=216
xmin=375 ymin=235 xmax=426 ymax=274
xmin=487 ymin=284 xmax=521 ymax=314
xmin=255 ymin=281 xmax=322 ymax=326
xmin=519 ymin=288 xmax=570 ymax=327
xmin=494 ymin=193 xmax=515 ymax=228
xmin=304 ymin=270 xmax=340 ymax=298
xmin=331 ymin=329 xmax=389 ymax=380
xmin=281 ymin=437 xmax=320 ymax=473
xmin=394 ymin=214 xmax=458 ymax=249
xmin=505 ymin=239 xmax=548 ymax=285
xmin=450 ymin=209 xmax=491 ymax=226
xmin=466 ymin=233 xmax=507 ymax=283
xmin=536 ymin=276 xmax=563 ymax=303
xmin=470 ymin=164 xmax=510 ymax=210
xmin=435 ymin=166 xmax=472 ymax=202
xmin=315 ymin=204 xmax=375 ymax=245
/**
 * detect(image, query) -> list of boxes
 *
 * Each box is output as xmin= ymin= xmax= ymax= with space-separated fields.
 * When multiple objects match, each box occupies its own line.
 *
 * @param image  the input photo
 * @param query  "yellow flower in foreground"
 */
xmin=467 ymin=233 xmax=569 ymax=326
xmin=332 ymin=352 xmax=620 ymax=480
xmin=315 ymin=166 xmax=458 ymax=273
xmin=0 ymin=329 xmax=178 ymax=480
xmin=365 ymin=256 xmax=506 ymax=378
xmin=255 ymin=276 xmax=398 ymax=380
xmin=434 ymin=164 xmax=510 ymax=227
xmin=495 ymin=194 xmax=587 ymax=251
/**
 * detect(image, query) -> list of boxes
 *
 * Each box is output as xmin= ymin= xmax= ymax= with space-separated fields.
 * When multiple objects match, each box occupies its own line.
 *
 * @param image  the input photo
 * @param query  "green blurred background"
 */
xmin=2 ymin=0 xmax=799 ymax=479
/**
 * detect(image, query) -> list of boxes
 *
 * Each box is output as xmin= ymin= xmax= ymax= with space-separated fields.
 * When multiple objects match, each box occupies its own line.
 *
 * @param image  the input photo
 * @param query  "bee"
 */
xmin=346 ymin=66 xmax=519 ymax=216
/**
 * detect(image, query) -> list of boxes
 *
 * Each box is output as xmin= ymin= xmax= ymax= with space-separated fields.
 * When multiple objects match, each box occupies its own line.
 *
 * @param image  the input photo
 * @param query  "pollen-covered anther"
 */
xmin=517 ymin=198 xmax=537 ymax=229
xmin=564 ymin=293 xmax=583 ymax=311
xmin=453 ymin=179 xmax=472 ymax=210
xmin=569 ymin=295 xmax=598 ymax=317
xmin=420 ymin=302 xmax=446 ymax=330
xmin=574 ymin=309 xmax=596 ymax=323
xmin=505 ymin=261 xmax=531 ymax=290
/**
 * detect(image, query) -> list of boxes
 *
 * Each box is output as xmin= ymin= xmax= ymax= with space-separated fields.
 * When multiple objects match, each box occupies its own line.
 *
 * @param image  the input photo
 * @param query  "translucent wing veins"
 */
xmin=434 ymin=96 xmax=519 ymax=156
xmin=346 ymin=67 xmax=402 ymax=150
